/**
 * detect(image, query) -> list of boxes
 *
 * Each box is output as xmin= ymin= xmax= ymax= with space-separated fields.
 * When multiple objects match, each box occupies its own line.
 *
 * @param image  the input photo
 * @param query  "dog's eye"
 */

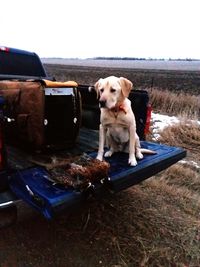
xmin=100 ymin=88 xmax=104 ymax=93
xmin=110 ymin=88 xmax=116 ymax=93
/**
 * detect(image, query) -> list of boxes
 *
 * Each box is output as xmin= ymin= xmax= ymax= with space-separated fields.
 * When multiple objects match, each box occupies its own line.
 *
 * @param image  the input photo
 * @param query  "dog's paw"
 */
xmin=96 ymin=154 xmax=103 ymax=161
xmin=104 ymin=150 xmax=113 ymax=158
xmin=128 ymin=157 xmax=137 ymax=166
xmin=136 ymin=150 xmax=143 ymax=160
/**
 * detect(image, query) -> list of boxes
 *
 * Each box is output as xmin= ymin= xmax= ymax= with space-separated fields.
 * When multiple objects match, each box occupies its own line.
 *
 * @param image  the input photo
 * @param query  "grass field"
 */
xmin=1 ymin=63 xmax=199 ymax=267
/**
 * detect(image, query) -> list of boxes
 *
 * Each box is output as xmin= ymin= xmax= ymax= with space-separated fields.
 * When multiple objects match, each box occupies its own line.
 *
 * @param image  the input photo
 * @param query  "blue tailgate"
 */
xmin=9 ymin=167 xmax=83 ymax=219
xmin=9 ymin=141 xmax=186 ymax=219
xmin=104 ymin=141 xmax=186 ymax=192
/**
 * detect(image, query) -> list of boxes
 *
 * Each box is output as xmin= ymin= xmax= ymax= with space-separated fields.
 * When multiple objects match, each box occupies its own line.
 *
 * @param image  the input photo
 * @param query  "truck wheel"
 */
xmin=0 ymin=205 xmax=17 ymax=228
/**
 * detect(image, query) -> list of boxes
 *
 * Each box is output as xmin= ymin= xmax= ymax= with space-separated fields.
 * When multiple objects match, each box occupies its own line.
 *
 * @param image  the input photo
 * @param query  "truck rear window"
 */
xmin=0 ymin=49 xmax=47 ymax=77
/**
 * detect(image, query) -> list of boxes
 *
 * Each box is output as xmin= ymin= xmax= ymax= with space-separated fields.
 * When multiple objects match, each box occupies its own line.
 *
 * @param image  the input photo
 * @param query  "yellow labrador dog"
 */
xmin=95 ymin=76 xmax=154 ymax=166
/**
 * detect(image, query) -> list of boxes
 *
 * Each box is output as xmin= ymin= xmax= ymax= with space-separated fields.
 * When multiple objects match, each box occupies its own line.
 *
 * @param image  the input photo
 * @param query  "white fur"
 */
xmin=95 ymin=76 xmax=156 ymax=166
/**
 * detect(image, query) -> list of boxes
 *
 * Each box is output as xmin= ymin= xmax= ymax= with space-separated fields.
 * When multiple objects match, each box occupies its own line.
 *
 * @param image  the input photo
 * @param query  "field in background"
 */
xmin=1 ymin=63 xmax=199 ymax=267
xmin=42 ymin=58 xmax=200 ymax=71
xmin=44 ymin=62 xmax=200 ymax=95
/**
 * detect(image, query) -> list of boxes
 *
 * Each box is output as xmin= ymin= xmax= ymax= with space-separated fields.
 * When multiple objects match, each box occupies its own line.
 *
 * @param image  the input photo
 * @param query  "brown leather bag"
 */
xmin=0 ymin=80 xmax=81 ymax=151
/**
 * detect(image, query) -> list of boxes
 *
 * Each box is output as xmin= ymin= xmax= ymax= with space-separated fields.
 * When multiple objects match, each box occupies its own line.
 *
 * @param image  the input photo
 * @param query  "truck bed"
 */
xmin=6 ymin=128 xmax=100 ymax=170
xmin=1 ymin=127 xmax=186 ymax=219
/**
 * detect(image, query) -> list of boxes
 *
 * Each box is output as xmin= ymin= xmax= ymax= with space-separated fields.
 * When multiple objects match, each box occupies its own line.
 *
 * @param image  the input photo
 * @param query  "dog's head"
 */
xmin=94 ymin=76 xmax=133 ymax=109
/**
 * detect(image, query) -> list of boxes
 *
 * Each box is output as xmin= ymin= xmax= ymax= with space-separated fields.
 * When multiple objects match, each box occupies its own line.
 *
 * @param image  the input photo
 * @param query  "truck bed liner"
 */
xmin=7 ymin=128 xmax=99 ymax=170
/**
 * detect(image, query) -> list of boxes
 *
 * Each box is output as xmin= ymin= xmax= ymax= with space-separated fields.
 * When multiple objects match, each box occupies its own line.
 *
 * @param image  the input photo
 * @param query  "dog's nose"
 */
xmin=99 ymin=100 xmax=106 ymax=108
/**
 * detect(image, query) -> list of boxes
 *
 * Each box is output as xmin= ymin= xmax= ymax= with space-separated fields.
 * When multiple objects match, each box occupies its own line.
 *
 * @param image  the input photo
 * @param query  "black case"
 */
xmin=44 ymin=86 xmax=82 ymax=150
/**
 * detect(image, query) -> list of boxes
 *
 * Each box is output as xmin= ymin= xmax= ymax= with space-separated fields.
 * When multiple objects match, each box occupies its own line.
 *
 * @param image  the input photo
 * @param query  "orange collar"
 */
xmin=110 ymin=103 xmax=127 ymax=114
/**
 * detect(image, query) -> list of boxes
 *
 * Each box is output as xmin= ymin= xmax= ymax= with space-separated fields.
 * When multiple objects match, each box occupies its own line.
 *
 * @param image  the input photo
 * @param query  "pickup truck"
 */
xmin=0 ymin=46 xmax=186 ymax=227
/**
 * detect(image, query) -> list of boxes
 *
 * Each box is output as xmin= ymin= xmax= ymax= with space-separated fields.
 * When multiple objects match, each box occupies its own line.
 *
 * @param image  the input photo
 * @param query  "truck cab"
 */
xmin=0 ymin=46 xmax=47 ymax=78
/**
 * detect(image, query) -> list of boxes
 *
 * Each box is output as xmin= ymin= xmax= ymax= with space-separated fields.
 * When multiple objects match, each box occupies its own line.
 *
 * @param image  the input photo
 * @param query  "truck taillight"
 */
xmin=0 ymin=46 xmax=9 ymax=52
xmin=144 ymin=104 xmax=152 ymax=135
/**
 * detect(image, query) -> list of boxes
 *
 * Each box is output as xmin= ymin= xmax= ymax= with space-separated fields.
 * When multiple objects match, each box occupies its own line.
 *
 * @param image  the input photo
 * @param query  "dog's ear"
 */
xmin=94 ymin=78 xmax=102 ymax=98
xmin=119 ymin=77 xmax=133 ymax=97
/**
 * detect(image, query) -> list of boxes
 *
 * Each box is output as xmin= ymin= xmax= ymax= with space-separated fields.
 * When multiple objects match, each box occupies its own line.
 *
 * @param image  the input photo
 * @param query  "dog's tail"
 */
xmin=140 ymin=148 xmax=157 ymax=155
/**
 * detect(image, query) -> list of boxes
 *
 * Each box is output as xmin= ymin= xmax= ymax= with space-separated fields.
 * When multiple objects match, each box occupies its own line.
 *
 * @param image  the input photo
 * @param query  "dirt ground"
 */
xmin=1 ymin=190 xmax=148 ymax=267
xmin=0 ymin=199 xmax=112 ymax=267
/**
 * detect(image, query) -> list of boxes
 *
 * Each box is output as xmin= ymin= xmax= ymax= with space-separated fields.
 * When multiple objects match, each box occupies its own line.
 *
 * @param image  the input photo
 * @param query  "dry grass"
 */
xmin=138 ymin=87 xmax=200 ymax=266
xmin=148 ymin=87 xmax=200 ymax=118
xmin=157 ymin=120 xmax=200 ymax=153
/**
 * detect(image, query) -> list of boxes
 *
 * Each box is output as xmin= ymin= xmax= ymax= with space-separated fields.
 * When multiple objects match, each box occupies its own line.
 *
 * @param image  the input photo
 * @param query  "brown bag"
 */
xmin=0 ymin=80 xmax=81 ymax=151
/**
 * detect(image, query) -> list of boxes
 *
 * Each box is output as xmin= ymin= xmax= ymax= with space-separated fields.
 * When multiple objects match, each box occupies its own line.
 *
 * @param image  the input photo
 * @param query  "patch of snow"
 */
xmin=179 ymin=160 xmax=200 ymax=170
xmin=151 ymin=112 xmax=200 ymax=170
xmin=151 ymin=113 xmax=180 ymax=140
xmin=151 ymin=113 xmax=200 ymax=141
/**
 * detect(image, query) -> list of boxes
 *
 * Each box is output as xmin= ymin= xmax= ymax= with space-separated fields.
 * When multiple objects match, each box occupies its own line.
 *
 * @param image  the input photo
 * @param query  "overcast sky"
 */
xmin=1 ymin=0 xmax=199 ymax=59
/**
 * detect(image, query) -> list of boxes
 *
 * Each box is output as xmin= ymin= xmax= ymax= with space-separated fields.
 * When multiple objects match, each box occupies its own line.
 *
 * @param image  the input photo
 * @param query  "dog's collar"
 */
xmin=110 ymin=103 xmax=127 ymax=114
